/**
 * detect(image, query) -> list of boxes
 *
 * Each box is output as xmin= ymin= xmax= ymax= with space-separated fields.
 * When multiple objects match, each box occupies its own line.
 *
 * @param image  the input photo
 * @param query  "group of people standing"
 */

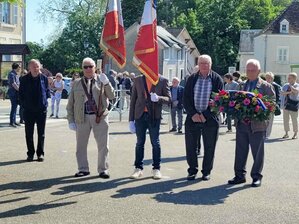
xmin=11 ymin=54 xmax=298 ymax=188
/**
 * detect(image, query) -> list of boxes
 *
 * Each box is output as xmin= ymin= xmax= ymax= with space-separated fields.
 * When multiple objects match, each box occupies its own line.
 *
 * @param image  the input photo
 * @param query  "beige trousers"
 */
xmin=76 ymin=114 xmax=109 ymax=173
xmin=266 ymin=113 xmax=274 ymax=137
xmin=283 ymin=109 xmax=298 ymax=132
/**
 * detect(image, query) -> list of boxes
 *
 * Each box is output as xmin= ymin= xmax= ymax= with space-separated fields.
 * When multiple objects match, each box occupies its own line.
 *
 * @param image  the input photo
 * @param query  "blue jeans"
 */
xmin=134 ymin=112 xmax=161 ymax=170
xmin=9 ymin=94 xmax=18 ymax=125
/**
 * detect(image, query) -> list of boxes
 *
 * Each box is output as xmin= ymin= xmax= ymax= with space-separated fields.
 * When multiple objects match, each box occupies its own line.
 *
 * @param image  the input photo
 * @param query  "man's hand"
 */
xmin=99 ymin=73 xmax=109 ymax=85
xmin=192 ymin=113 xmax=202 ymax=123
xmin=68 ymin=123 xmax=77 ymax=131
xmin=150 ymin=92 xmax=159 ymax=102
xmin=199 ymin=114 xmax=206 ymax=123
xmin=129 ymin=121 xmax=136 ymax=133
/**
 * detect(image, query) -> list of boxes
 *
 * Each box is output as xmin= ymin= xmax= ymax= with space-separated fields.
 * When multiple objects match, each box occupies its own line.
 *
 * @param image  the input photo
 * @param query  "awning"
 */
xmin=0 ymin=44 xmax=31 ymax=55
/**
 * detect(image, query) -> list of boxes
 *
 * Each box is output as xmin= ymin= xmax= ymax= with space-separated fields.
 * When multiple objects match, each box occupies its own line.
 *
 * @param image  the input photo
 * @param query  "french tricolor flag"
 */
xmin=133 ymin=0 xmax=159 ymax=85
xmin=100 ymin=0 xmax=126 ymax=68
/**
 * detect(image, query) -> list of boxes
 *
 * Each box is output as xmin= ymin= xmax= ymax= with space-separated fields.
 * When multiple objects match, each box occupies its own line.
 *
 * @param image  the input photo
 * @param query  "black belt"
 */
xmin=85 ymin=112 xmax=95 ymax=115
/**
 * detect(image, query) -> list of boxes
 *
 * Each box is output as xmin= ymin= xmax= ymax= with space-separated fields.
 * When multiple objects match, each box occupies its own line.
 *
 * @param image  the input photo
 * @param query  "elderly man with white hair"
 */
xmin=67 ymin=57 xmax=115 ymax=178
xmin=183 ymin=54 xmax=224 ymax=181
xmin=228 ymin=59 xmax=275 ymax=187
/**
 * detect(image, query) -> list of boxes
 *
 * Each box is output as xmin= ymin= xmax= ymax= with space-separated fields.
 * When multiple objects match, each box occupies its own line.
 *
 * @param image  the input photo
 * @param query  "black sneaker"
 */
xmin=74 ymin=171 xmax=90 ymax=177
xmin=49 ymin=114 xmax=54 ymax=117
xmin=14 ymin=123 xmax=21 ymax=126
xmin=9 ymin=123 xmax=17 ymax=128
xmin=37 ymin=155 xmax=44 ymax=162
xmin=178 ymin=129 xmax=182 ymax=133
xmin=99 ymin=172 xmax=110 ymax=179
xmin=169 ymin=128 xmax=176 ymax=132
xmin=26 ymin=157 xmax=34 ymax=162
xmin=228 ymin=176 xmax=246 ymax=185
xmin=187 ymin=173 xmax=197 ymax=180
xmin=202 ymin=175 xmax=210 ymax=181
xmin=251 ymin=179 xmax=262 ymax=187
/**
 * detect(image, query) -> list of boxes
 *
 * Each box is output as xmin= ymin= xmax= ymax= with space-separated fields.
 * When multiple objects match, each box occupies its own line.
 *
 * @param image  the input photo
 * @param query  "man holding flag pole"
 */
xmin=129 ymin=0 xmax=171 ymax=179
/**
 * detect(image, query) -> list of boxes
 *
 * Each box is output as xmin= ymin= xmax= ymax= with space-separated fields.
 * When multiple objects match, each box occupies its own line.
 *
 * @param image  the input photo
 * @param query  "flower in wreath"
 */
xmin=209 ymin=89 xmax=276 ymax=122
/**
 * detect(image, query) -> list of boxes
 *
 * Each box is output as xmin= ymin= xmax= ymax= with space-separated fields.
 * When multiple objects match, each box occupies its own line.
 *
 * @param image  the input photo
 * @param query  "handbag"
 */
xmin=285 ymin=96 xmax=299 ymax=112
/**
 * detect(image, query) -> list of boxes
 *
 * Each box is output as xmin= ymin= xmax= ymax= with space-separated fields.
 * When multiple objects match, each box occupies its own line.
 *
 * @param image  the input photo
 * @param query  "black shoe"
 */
xmin=26 ymin=157 xmax=33 ymax=162
xmin=169 ymin=128 xmax=176 ymax=132
xmin=228 ymin=176 xmax=246 ymax=185
xmin=99 ymin=172 xmax=110 ymax=179
xmin=74 ymin=171 xmax=90 ymax=177
xmin=202 ymin=175 xmax=210 ymax=181
xmin=55 ymin=116 xmax=59 ymax=119
xmin=37 ymin=155 xmax=44 ymax=162
xmin=187 ymin=173 xmax=197 ymax=180
xmin=251 ymin=179 xmax=262 ymax=187
xmin=9 ymin=123 xmax=17 ymax=128
xmin=49 ymin=114 xmax=54 ymax=117
xmin=178 ymin=129 xmax=182 ymax=133
xmin=14 ymin=123 xmax=21 ymax=126
xmin=20 ymin=120 xmax=24 ymax=124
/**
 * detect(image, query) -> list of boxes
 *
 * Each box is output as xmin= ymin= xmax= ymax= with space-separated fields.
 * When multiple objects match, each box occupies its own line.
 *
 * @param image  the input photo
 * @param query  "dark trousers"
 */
xmin=185 ymin=117 xmax=219 ymax=176
xmin=234 ymin=122 xmax=265 ymax=180
xmin=24 ymin=110 xmax=47 ymax=158
xmin=9 ymin=94 xmax=18 ymax=125
xmin=19 ymin=106 xmax=24 ymax=123
xmin=134 ymin=112 xmax=161 ymax=170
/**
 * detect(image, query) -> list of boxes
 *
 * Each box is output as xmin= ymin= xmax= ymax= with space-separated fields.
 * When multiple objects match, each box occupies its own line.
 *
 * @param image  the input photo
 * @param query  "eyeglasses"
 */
xmin=83 ymin=65 xmax=94 ymax=69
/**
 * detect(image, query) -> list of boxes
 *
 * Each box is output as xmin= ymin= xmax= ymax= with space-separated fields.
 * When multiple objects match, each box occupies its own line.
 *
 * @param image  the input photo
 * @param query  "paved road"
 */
xmin=0 ymin=99 xmax=298 ymax=224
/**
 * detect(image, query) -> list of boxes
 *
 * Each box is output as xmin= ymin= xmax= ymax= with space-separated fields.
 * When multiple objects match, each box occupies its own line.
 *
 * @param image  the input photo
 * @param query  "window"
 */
xmin=280 ymin=19 xmax=289 ymax=34
xmin=168 ymin=68 xmax=173 ymax=81
xmin=178 ymin=50 xmax=184 ymax=60
xmin=164 ymin=48 xmax=170 ymax=60
xmin=1 ymin=3 xmax=10 ymax=24
xmin=13 ymin=4 xmax=18 ymax=25
xmin=277 ymin=47 xmax=289 ymax=63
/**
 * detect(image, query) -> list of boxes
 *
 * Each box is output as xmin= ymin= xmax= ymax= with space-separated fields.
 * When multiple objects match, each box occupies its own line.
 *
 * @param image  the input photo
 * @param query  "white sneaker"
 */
xmin=130 ymin=168 xmax=143 ymax=179
xmin=152 ymin=169 xmax=162 ymax=179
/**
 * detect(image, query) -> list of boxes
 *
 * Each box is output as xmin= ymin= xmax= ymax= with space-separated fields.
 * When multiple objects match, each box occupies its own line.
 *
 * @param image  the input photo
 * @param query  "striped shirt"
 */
xmin=194 ymin=73 xmax=212 ymax=112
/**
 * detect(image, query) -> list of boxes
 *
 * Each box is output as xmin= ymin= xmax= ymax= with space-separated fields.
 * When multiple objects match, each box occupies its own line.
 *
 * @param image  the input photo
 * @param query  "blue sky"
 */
xmin=26 ymin=0 xmax=56 ymax=44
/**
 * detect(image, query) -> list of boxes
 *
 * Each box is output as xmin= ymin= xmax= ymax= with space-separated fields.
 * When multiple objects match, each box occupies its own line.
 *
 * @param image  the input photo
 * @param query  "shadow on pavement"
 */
xmin=0 ymin=201 xmax=76 ymax=218
xmin=265 ymin=138 xmax=289 ymax=143
xmin=143 ymin=156 xmax=185 ymax=166
xmin=0 ymin=175 xmax=98 ymax=194
xmin=0 ymin=159 xmax=28 ymax=167
xmin=111 ymin=178 xmax=249 ymax=205
xmin=111 ymin=178 xmax=200 ymax=199
xmin=154 ymin=184 xmax=250 ymax=205
xmin=51 ymin=177 xmax=133 ymax=195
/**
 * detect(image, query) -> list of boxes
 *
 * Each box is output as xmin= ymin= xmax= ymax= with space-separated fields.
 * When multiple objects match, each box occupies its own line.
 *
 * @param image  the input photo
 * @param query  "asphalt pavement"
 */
xmin=0 ymin=99 xmax=298 ymax=224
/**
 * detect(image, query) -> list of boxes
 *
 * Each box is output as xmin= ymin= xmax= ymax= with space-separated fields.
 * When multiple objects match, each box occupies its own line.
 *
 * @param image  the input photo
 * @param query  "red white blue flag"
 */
xmin=100 ymin=0 xmax=126 ymax=68
xmin=133 ymin=0 xmax=159 ymax=85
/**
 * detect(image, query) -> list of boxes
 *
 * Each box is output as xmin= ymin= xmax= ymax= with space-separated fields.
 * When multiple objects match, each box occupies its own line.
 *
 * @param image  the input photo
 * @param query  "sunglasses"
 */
xmin=83 ymin=65 xmax=94 ymax=69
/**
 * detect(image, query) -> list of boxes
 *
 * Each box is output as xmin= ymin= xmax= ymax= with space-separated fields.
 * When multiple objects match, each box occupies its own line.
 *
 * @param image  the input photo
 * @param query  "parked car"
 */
xmin=62 ymin=77 xmax=72 ymax=99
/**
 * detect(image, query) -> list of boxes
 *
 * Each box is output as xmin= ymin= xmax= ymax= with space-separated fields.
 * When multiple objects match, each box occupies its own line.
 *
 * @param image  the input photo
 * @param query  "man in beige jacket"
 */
xmin=67 ymin=57 xmax=115 ymax=178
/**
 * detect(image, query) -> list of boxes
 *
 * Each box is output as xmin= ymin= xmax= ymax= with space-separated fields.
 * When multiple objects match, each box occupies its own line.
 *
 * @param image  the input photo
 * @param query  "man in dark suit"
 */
xmin=170 ymin=77 xmax=184 ymax=133
xmin=19 ymin=59 xmax=50 ymax=162
xmin=7 ymin=63 xmax=21 ymax=127
xmin=228 ymin=59 xmax=275 ymax=187
xmin=129 ymin=74 xmax=170 ymax=179
xmin=183 ymin=54 xmax=224 ymax=181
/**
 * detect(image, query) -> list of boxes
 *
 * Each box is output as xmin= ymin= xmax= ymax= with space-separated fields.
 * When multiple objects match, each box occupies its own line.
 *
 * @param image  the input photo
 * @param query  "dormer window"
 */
xmin=280 ymin=19 xmax=289 ymax=34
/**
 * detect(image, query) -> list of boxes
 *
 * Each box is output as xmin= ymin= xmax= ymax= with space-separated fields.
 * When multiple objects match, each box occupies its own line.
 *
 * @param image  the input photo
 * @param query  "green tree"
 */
xmin=0 ymin=0 xmax=22 ymax=5
xmin=25 ymin=42 xmax=44 ymax=65
xmin=37 ymin=0 xmax=106 ymax=73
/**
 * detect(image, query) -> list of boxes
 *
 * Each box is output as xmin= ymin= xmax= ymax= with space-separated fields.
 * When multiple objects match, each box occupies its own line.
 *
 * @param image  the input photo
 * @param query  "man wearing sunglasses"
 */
xmin=67 ymin=57 xmax=115 ymax=178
